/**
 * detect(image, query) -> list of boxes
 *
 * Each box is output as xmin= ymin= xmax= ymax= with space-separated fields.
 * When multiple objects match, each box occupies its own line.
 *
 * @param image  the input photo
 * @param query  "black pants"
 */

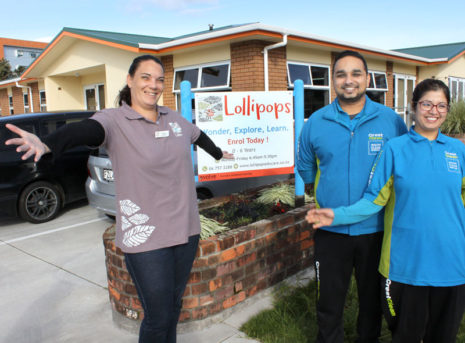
xmin=382 ymin=277 xmax=465 ymax=343
xmin=314 ymin=230 xmax=383 ymax=343
xmin=124 ymin=235 xmax=200 ymax=343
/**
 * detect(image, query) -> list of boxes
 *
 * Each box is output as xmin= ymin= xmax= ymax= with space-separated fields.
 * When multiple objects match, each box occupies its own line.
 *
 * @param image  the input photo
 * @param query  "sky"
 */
xmin=2 ymin=0 xmax=465 ymax=51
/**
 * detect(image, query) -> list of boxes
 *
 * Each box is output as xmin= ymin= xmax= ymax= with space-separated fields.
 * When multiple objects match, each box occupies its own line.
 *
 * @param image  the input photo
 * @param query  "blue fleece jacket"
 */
xmin=297 ymin=96 xmax=407 ymax=235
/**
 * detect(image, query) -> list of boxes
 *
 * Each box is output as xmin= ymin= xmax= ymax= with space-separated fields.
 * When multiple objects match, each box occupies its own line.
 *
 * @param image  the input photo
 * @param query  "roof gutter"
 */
xmin=263 ymin=34 xmax=288 ymax=91
xmin=15 ymin=81 xmax=34 ymax=113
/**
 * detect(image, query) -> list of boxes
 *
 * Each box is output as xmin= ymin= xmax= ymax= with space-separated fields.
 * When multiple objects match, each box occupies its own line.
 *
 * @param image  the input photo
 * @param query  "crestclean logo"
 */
xmin=368 ymin=133 xmax=384 ymax=155
xmin=445 ymin=151 xmax=460 ymax=173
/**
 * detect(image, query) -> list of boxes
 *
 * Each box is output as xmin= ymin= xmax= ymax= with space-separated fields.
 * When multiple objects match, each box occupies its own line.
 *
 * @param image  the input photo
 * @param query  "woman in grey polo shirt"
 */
xmin=5 ymin=55 xmax=232 ymax=343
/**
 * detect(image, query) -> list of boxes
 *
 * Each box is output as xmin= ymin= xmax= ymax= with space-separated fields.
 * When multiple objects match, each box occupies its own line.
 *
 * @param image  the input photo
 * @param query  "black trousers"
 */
xmin=382 ymin=277 xmax=465 ymax=343
xmin=313 ymin=229 xmax=383 ymax=343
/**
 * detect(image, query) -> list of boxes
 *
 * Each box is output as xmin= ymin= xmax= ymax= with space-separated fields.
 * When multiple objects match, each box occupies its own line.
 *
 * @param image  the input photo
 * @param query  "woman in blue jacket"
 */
xmin=306 ymin=78 xmax=465 ymax=343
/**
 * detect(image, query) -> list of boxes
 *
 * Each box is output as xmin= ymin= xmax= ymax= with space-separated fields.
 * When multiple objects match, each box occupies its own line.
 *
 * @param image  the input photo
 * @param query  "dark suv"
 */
xmin=0 ymin=111 xmax=95 ymax=223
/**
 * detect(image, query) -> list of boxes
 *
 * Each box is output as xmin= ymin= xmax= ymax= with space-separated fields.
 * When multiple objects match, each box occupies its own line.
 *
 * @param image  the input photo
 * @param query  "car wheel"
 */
xmin=18 ymin=181 xmax=62 ymax=223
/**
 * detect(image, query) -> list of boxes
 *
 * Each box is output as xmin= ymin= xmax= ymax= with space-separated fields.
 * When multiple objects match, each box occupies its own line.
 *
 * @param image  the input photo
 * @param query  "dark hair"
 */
xmin=412 ymin=78 xmax=450 ymax=109
xmin=332 ymin=50 xmax=368 ymax=74
xmin=117 ymin=55 xmax=164 ymax=106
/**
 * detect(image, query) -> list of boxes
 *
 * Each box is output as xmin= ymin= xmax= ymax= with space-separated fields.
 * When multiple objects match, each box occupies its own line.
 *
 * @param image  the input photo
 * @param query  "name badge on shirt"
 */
xmin=155 ymin=130 xmax=169 ymax=138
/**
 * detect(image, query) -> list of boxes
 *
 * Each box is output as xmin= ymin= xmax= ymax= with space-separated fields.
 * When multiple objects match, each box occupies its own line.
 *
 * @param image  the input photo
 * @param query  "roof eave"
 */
xmin=138 ymin=23 xmax=447 ymax=64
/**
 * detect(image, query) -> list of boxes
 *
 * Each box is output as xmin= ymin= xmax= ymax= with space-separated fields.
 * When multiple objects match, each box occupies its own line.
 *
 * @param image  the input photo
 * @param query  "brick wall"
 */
xmin=230 ymin=40 xmax=266 ymax=92
xmin=161 ymin=55 xmax=176 ymax=109
xmin=0 ymin=89 xmax=8 ymax=116
xmin=330 ymin=52 xmax=337 ymax=102
xmin=29 ymin=82 xmax=40 ymax=112
xmin=103 ymin=203 xmax=314 ymax=326
xmin=267 ymin=46 xmax=287 ymax=91
xmin=12 ymin=87 xmax=24 ymax=115
xmin=386 ymin=62 xmax=394 ymax=108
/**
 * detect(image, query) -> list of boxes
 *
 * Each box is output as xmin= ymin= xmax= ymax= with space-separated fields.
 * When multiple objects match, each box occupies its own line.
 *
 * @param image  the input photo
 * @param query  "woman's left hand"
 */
xmin=222 ymin=151 xmax=235 ymax=160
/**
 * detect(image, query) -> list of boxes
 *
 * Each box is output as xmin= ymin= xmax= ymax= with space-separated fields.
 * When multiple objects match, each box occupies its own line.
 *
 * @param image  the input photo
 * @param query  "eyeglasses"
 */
xmin=418 ymin=101 xmax=449 ymax=114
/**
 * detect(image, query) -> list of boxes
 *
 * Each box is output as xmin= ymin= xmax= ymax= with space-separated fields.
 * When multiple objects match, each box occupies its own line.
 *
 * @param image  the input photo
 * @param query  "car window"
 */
xmin=0 ymin=122 xmax=36 ymax=160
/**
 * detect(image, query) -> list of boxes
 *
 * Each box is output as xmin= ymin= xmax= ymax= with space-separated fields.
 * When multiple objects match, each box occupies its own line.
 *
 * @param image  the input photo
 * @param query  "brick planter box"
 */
xmin=103 ymin=201 xmax=315 ymax=332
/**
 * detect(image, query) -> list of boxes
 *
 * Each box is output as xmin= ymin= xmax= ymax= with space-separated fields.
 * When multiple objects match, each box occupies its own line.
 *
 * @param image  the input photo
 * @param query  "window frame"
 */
xmin=286 ymin=61 xmax=331 ymax=90
xmin=23 ymin=92 xmax=30 ymax=113
xmin=449 ymin=77 xmax=465 ymax=102
xmin=173 ymin=61 xmax=231 ymax=111
xmin=173 ymin=61 xmax=231 ymax=92
xmin=9 ymin=95 xmax=14 ymax=115
xmin=287 ymin=61 xmax=331 ymax=118
xmin=39 ymin=90 xmax=47 ymax=112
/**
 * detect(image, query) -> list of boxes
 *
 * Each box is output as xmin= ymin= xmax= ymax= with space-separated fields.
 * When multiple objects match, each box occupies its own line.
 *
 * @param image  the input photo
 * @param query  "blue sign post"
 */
xmin=293 ymin=79 xmax=305 ymax=206
xmin=180 ymin=80 xmax=198 ymax=182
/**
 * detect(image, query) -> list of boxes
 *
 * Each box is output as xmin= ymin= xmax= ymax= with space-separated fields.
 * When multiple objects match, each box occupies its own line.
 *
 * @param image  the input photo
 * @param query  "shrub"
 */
xmin=441 ymin=101 xmax=465 ymax=135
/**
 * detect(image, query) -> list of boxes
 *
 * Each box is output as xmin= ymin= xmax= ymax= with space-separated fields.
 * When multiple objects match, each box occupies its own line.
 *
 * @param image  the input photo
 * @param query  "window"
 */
xmin=23 ymin=93 xmax=30 ymax=114
xmin=449 ymin=77 xmax=465 ymax=102
xmin=287 ymin=62 xmax=330 ymax=118
xmin=16 ymin=49 xmax=24 ymax=57
xmin=173 ymin=62 xmax=230 ymax=111
xmin=30 ymin=52 xmax=37 ymax=58
xmin=40 ymin=90 xmax=47 ymax=112
xmin=9 ymin=95 xmax=14 ymax=115
xmin=366 ymin=71 xmax=388 ymax=105
xmin=84 ymin=84 xmax=105 ymax=111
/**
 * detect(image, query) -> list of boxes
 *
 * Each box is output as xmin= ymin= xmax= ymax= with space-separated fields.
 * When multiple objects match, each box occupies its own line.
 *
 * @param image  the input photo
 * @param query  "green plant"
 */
xmin=256 ymin=183 xmax=313 ymax=207
xmin=199 ymin=214 xmax=230 ymax=239
xmin=441 ymin=101 xmax=465 ymax=135
xmin=241 ymin=277 xmax=392 ymax=343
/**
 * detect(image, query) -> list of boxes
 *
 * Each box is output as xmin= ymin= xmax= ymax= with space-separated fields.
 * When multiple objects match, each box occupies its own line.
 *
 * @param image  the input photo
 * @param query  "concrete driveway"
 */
xmin=0 ymin=201 xmax=137 ymax=342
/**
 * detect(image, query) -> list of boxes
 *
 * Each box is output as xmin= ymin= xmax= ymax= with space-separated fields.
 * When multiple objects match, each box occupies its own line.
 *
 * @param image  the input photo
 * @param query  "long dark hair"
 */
xmin=117 ymin=55 xmax=164 ymax=107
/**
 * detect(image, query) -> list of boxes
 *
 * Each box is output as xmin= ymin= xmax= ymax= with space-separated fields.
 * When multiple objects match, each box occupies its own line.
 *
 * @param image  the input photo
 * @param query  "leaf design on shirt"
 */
xmin=129 ymin=213 xmax=149 ymax=225
xmin=122 ymin=225 xmax=156 ymax=247
xmin=121 ymin=216 xmax=132 ymax=231
xmin=120 ymin=199 xmax=140 ymax=216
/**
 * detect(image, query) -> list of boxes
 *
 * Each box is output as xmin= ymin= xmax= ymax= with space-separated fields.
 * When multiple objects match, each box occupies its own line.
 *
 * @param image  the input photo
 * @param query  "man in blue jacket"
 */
xmin=297 ymin=50 xmax=407 ymax=343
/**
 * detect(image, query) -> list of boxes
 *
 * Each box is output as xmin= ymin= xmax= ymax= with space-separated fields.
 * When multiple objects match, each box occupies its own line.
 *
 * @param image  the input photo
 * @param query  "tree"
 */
xmin=0 ymin=58 xmax=13 ymax=80
xmin=13 ymin=65 xmax=26 ymax=77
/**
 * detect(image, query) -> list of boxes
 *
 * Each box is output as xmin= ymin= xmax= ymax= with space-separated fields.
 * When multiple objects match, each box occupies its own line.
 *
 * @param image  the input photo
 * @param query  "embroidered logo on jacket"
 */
xmin=119 ymin=199 xmax=155 ymax=247
xmin=368 ymin=133 xmax=384 ymax=155
xmin=445 ymin=151 xmax=460 ymax=173
xmin=169 ymin=122 xmax=183 ymax=137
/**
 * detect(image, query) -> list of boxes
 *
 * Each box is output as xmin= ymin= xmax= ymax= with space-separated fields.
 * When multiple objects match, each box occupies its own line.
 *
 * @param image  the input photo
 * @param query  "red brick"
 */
xmin=301 ymin=239 xmax=313 ymax=251
xmin=201 ymin=268 xmax=217 ymax=281
xmin=187 ymin=272 xmax=201 ymax=284
xmin=234 ymin=281 xmax=243 ymax=293
xmin=209 ymin=278 xmax=223 ymax=292
xmin=182 ymin=297 xmax=199 ymax=309
xmin=216 ymin=261 xmax=236 ymax=276
xmin=179 ymin=310 xmax=191 ymax=322
xmin=193 ymin=257 xmax=208 ymax=268
xmin=217 ymin=236 xmax=235 ymax=250
xmin=237 ymin=252 xmax=257 ymax=268
xmin=222 ymin=291 xmax=246 ymax=309
xmin=199 ymin=294 xmax=214 ymax=306
xmin=191 ymin=283 xmax=208 ymax=295
xmin=199 ymin=240 xmax=217 ymax=255
xmin=108 ymin=285 xmax=121 ymax=301
xmin=125 ymin=284 xmax=138 ymax=295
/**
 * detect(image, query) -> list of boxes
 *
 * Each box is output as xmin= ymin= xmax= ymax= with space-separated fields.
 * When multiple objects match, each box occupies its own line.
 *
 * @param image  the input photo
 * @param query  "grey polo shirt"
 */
xmin=92 ymin=103 xmax=201 ymax=253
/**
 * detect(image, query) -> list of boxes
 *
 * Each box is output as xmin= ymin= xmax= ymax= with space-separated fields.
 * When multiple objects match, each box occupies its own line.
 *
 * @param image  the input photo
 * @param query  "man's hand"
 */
xmin=305 ymin=208 xmax=335 ymax=229
xmin=5 ymin=123 xmax=50 ymax=162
